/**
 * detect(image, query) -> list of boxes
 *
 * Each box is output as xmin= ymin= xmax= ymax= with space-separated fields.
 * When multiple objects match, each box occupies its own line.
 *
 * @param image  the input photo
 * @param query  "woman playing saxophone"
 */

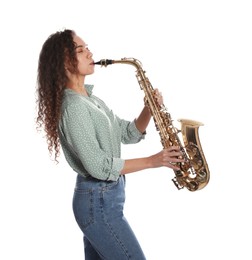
xmin=36 ymin=29 xmax=184 ymax=260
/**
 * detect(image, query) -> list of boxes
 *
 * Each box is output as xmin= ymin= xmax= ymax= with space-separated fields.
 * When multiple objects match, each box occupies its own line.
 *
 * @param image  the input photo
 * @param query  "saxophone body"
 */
xmin=94 ymin=58 xmax=210 ymax=191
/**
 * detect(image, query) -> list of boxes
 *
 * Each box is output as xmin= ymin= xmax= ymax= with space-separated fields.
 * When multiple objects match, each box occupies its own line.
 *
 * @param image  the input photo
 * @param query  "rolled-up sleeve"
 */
xmin=119 ymin=118 xmax=146 ymax=144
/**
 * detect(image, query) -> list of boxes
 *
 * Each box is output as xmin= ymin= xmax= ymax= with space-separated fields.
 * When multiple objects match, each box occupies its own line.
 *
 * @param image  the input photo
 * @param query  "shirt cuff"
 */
xmin=107 ymin=158 xmax=125 ymax=181
xmin=130 ymin=120 xmax=146 ymax=140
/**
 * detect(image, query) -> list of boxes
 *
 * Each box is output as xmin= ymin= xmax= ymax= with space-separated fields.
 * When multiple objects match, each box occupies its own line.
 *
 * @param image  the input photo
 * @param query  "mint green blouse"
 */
xmin=59 ymin=85 xmax=145 ymax=181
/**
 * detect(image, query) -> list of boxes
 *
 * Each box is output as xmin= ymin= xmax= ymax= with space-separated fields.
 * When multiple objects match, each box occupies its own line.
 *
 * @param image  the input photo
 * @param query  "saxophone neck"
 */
xmin=94 ymin=58 xmax=143 ymax=70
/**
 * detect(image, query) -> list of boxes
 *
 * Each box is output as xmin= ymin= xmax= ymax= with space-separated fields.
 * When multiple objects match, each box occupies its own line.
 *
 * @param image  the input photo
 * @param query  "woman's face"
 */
xmin=73 ymin=34 xmax=94 ymax=76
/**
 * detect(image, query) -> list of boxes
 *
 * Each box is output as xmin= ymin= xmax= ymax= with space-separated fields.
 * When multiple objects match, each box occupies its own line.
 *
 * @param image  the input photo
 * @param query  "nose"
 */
xmin=88 ymin=49 xmax=93 ymax=59
xmin=88 ymin=53 xmax=93 ymax=59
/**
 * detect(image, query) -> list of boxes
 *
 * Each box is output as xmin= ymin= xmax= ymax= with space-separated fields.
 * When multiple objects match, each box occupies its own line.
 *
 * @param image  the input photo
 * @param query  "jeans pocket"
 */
xmin=100 ymin=178 xmax=120 ymax=192
xmin=73 ymin=188 xmax=94 ymax=230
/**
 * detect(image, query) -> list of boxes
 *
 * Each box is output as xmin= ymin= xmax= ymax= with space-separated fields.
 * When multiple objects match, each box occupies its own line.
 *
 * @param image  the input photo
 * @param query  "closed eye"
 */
xmin=75 ymin=45 xmax=89 ymax=53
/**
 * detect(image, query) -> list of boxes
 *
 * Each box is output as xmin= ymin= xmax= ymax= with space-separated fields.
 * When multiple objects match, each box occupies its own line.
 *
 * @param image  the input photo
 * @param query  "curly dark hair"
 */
xmin=36 ymin=29 xmax=79 ymax=162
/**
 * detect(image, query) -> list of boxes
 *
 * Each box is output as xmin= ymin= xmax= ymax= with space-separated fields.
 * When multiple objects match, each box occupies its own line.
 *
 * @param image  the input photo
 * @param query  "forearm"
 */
xmin=120 ymin=146 xmax=184 ymax=175
xmin=135 ymin=106 xmax=152 ymax=133
xmin=120 ymin=157 xmax=152 ymax=175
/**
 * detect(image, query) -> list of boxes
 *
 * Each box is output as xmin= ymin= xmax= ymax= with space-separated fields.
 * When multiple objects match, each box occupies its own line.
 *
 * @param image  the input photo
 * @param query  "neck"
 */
xmin=66 ymin=77 xmax=88 ymax=96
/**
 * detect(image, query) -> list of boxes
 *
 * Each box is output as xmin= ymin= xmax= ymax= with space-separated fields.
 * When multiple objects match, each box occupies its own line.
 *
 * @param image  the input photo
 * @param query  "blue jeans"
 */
xmin=72 ymin=174 xmax=146 ymax=260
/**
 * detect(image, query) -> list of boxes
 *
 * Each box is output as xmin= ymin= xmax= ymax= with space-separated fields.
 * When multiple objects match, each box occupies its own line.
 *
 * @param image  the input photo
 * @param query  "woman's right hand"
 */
xmin=148 ymin=146 xmax=185 ymax=170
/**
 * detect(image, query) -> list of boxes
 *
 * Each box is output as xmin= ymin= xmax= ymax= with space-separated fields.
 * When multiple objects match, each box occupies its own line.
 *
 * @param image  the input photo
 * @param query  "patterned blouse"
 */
xmin=59 ymin=85 xmax=145 ymax=181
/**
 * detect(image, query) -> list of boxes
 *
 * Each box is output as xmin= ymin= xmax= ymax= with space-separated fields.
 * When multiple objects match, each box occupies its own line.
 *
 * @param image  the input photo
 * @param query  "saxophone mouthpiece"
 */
xmin=94 ymin=59 xmax=114 ymax=67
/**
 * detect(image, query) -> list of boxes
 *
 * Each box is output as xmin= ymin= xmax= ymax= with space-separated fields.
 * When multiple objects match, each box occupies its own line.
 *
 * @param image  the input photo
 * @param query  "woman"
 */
xmin=36 ymin=29 xmax=184 ymax=260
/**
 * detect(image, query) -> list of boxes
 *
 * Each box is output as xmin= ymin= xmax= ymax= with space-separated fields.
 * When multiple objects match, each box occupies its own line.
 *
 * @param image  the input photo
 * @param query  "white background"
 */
xmin=1 ymin=0 xmax=251 ymax=259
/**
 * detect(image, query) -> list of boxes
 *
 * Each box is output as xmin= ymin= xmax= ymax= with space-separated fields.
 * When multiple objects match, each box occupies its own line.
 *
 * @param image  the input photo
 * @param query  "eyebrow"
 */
xmin=74 ymin=45 xmax=83 ymax=49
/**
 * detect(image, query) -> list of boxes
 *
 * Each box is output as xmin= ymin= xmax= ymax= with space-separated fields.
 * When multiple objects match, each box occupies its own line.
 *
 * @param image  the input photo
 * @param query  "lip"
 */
xmin=90 ymin=61 xmax=94 ymax=65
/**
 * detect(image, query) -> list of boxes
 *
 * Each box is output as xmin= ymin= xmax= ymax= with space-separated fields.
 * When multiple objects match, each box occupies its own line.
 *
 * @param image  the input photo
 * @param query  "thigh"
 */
xmin=73 ymin=175 xmax=146 ymax=260
xmin=89 ymin=177 xmax=146 ymax=259
xmin=84 ymin=236 xmax=103 ymax=260
xmin=92 ymin=215 xmax=146 ymax=260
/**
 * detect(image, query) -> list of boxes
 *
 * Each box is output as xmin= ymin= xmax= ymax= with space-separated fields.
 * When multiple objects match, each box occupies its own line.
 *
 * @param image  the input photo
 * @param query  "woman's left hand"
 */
xmin=154 ymin=88 xmax=164 ymax=106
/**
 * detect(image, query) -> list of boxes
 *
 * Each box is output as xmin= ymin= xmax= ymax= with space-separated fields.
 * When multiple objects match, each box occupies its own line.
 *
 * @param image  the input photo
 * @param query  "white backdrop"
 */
xmin=1 ymin=0 xmax=251 ymax=259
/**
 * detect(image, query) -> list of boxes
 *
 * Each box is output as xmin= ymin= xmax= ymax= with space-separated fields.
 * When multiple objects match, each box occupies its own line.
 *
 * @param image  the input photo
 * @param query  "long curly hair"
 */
xmin=36 ymin=29 xmax=78 ymax=162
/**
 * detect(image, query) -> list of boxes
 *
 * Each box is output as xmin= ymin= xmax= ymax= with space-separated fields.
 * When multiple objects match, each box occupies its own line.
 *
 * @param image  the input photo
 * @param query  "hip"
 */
xmin=73 ymin=174 xmax=126 ymax=227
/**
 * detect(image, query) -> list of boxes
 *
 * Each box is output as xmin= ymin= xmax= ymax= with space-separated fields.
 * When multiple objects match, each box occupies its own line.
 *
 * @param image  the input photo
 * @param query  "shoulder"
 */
xmin=61 ymin=90 xmax=89 ymax=116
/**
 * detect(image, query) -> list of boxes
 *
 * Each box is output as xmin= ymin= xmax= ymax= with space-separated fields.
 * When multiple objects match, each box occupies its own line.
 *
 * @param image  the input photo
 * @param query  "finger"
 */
xmin=165 ymin=146 xmax=181 ymax=152
xmin=169 ymin=157 xmax=185 ymax=163
xmin=154 ymin=89 xmax=162 ymax=98
xmin=165 ymin=162 xmax=180 ymax=170
xmin=163 ymin=154 xmax=184 ymax=164
xmin=168 ymin=151 xmax=184 ymax=157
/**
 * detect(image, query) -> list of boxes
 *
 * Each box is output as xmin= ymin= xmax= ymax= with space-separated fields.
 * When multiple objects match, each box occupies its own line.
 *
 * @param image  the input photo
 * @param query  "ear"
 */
xmin=65 ymin=59 xmax=74 ymax=73
xmin=64 ymin=55 xmax=71 ymax=71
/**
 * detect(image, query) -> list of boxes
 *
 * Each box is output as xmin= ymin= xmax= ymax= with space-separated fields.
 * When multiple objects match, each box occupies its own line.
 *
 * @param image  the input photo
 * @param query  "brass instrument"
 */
xmin=94 ymin=58 xmax=210 ymax=191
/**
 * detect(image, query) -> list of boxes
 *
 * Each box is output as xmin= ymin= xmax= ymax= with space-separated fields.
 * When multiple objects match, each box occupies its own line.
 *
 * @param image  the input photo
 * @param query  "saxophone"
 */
xmin=94 ymin=58 xmax=210 ymax=191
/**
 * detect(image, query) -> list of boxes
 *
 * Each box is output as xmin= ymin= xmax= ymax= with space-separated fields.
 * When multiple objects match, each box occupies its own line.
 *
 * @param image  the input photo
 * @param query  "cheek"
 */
xmin=76 ymin=58 xmax=85 ymax=71
xmin=77 ymin=62 xmax=92 ymax=75
xmin=78 ymin=63 xmax=87 ymax=72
